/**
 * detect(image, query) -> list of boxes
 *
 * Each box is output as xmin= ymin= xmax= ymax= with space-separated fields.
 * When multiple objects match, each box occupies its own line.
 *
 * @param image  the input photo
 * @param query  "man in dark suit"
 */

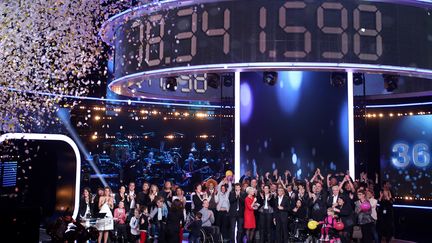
xmin=309 ymin=182 xmax=328 ymax=221
xmin=274 ymin=187 xmax=291 ymax=243
xmin=229 ymin=183 xmax=246 ymax=243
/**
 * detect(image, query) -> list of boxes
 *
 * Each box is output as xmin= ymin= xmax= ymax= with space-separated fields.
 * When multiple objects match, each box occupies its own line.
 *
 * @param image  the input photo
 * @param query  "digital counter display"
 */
xmin=112 ymin=0 xmax=432 ymax=79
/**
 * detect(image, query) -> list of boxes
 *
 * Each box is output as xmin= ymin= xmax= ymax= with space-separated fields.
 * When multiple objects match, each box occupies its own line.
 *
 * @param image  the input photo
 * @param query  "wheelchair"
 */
xmin=199 ymin=226 xmax=223 ymax=243
xmin=185 ymin=212 xmax=223 ymax=243
xmin=304 ymin=226 xmax=342 ymax=243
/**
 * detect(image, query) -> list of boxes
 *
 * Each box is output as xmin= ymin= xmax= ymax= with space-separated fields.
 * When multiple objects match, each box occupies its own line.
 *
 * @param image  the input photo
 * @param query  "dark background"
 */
xmin=0 ymin=140 xmax=78 ymax=242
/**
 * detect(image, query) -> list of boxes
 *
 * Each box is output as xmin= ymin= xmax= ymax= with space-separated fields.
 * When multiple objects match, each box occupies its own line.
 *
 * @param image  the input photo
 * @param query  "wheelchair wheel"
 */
xmin=215 ymin=234 xmax=223 ymax=243
xmin=198 ymin=228 xmax=207 ymax=243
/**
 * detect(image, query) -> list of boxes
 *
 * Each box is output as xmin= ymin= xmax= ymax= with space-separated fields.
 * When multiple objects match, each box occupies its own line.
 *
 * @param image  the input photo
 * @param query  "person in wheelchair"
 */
xmin=199 ymin=199 xmax=222 ymax=242
xmin=319 ymin=208 xmax=340 ymax=242
xmin=187 ymin=212 xmax=203 ymax=243
xmin=291 ymin=199 xmax=308 ymax=240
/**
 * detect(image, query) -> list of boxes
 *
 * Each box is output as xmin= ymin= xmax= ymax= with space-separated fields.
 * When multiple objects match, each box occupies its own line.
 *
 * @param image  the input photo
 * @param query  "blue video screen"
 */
xmin=240 ymin=71 xmax=349 ymax=179
xmin=380 ymin=115 xmax=432 ymax=201
xmin=1 ymin=161 xmax=17 ymax=187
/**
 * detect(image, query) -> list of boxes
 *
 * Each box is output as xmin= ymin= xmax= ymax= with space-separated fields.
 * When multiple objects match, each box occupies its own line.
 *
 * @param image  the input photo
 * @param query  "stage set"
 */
xmin=1 ymin=0 xmax=432 ymax=243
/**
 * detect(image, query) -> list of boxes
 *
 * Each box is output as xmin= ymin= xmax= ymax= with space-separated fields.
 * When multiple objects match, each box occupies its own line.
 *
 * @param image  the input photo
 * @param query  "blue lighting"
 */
xmin=340 ymin=101 xmax=349 ymax=153
xmin=292 ymin=153 xmax=298 ymax=165
xmin=401 ymin=114 xmax=432 ymax=132
xmin=366 ymin=101 xmax=432 ymax=108
xmin=240 ymin=82 xmax=253 ymax=124
xmin=393 ymin=204 xmax=432 ymax=210
xmin=277 ymin=71 xmax=303 ymax=115
xmin=1 ymin=161 xmax=17 ymax=187
xmin=57 ymin=108 xmax=108 ymax=187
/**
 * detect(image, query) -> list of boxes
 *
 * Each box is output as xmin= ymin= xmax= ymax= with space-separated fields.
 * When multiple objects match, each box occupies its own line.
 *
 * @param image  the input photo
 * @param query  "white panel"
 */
xmin=347 ymin=72 xmax=355 ymax=179
xmin=234 ymin=71 xmax=241 ymax=182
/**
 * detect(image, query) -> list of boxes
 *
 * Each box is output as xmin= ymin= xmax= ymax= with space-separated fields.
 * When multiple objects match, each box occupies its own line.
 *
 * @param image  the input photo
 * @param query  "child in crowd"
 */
xmin=188 ymin=212 xmax=203 ymax=243
xmin=113 ymin=201 xmax=128 ymax=243
xmin=139 ymin=206 xmax=150 ymax=243
xmin=130 ymin=208 xmax=141 ymax=243
xmin=320 ymin=208 xmax=336 ymax=241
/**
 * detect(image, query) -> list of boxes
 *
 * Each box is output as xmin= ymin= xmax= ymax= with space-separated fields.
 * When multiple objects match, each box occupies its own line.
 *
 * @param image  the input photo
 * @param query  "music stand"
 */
xmin=94 ymin=212 xmax=107 ymax=219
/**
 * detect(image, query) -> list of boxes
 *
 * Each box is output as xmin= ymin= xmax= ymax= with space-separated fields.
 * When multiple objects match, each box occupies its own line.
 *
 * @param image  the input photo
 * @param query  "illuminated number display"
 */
xmin=392 ymin=143 xmax=431 ymax=168
xmin=112 ymin=0 xmax=432 ymax=79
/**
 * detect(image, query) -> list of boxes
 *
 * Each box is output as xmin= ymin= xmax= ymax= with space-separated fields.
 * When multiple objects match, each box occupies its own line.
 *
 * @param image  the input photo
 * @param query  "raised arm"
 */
xmin=227 ymin=181 xmax=233 ymax=193
xmin=327 ymin=174 xmax=332 ymax=188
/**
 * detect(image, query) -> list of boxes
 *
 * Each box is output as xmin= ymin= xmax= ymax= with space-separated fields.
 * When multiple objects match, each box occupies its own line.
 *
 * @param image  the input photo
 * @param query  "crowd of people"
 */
xmin=75 ymin=168 xmax=395 ymax=243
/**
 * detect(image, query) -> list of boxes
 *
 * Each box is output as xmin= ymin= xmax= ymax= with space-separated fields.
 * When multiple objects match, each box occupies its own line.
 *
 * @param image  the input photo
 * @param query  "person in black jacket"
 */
xmin=229 ymin=183 xmax=246 ymax=243
xmin=257 ymin=184 xmax=275 ymax=243
xmin=136 ymin=182 xmax=150 ymax=209
xmin=274 ymin=187 xmax=291 ymax=243
xmin=115 ymin=185 xmax=130 ymax=212
xmin=78 ymin=187 xmax=93 ymax=219
xmin=291 ymin=199 xmax=308 ymax=238
xmin=165 ymin=199 xmax=185 ymax=243
xmin=309 ymin=182 xmax=327 ymax=221
xmin=192 ymin=183 xmax=205 ymax=213
xmin=378 ymin=190 xmax=394 ymax=243
xmin=159 ymin=180 xmax=174 ymax=205
xmin=188 ymin=212 xmax=203 ymax=243
xmin=92 ymin=187 xmax=104 ymax=217
xmin=333 ymin=196 xmax=354 ymax=243
xmin=139 ymin=206 xmax=150 ymax=243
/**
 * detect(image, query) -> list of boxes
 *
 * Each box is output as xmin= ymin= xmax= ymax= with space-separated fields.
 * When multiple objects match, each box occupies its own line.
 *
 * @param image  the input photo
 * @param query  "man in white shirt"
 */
xmin=327 ymin=185 xmax=340 ymax=208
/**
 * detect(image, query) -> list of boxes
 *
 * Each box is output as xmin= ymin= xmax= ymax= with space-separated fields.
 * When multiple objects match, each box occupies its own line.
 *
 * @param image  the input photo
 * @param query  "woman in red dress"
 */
xmin=244 ymin=187 xmax=258 ymax=243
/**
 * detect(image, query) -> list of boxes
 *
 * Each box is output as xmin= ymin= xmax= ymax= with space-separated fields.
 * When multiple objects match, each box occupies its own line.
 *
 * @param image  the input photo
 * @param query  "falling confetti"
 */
xmin=0 ymin=0 xmax=134 ymax=132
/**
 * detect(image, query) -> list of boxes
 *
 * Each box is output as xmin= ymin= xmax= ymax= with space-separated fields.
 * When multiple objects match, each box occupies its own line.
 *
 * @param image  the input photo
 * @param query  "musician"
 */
xmin=220 ymin=142 xmax=226 ymax=152
xmin=190 ymin=142 xmax=197 ymax=152
xmin=205 ymin=143 xmax=212 ymax=151
xmin=183 ymin=153 xmax=196 ymax=172
xmin=144 ymin=151 xmax=156 ymax=167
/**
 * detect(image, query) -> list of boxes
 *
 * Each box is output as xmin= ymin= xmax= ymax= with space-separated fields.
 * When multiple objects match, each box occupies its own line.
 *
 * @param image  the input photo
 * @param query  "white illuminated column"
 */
xmin=347 ymin=72 xmax=355 ymax=179
xmin=0 ymin=133 xmax=81 ymax=219
xmin=234 ymin=72 xmax=241 ymax=182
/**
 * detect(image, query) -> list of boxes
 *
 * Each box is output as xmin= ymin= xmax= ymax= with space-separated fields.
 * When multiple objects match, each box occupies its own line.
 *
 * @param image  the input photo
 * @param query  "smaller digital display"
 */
xmin=380 ymin=115 xmax=432 ymax=202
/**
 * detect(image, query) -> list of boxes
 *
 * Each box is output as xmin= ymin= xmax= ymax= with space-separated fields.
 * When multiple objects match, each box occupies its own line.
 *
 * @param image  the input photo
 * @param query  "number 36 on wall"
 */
xmin=392 ymin=143 xmax=430 ymax=168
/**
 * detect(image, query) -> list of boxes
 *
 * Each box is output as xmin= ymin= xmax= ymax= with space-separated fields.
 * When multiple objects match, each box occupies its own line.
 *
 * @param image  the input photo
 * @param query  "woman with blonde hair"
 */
xmin=244 ymin=187 xmax=258 ymax=243
xmin=97 ymin=187 xmax=114 ymax=243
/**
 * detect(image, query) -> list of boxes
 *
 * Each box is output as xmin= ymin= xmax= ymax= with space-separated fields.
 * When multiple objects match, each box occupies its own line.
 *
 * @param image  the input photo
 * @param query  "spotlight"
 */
xmin=222 ymin=73 xmax=234 ymax=87
xmin=263 ymin=71 xmax=278 ymax=86
xmin=353 ymin=73 xmax=365 ymax=86
xmin=330 ymin=72 xmax=347 ymax=87
xmin=206 ymin=73 xmax=220 ymax=89
xmin=165 ymin=76 xmax=177 ymax=91
xmin=383 ymin=74 xmax=399 ymax=92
